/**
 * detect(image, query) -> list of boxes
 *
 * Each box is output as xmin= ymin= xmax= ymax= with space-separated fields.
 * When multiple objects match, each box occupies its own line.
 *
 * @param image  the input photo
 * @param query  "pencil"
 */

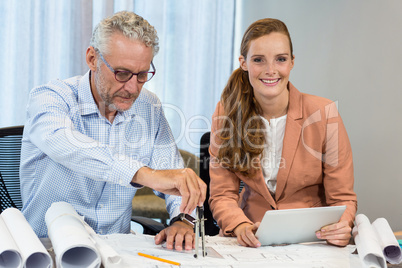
xmin=138 ymin=252 xmax=181 ymax=266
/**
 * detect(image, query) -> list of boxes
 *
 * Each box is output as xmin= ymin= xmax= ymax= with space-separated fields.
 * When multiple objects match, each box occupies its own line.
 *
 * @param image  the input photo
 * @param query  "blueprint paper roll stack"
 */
xmin=353 ymin=214 xmax=402 ymax=268
xmin=0 ymin=216 xmax=22 ymax=268
xmin=353 ymin=214 xmax=386 ymax=268
xmin=372 ymin=218 xmax=402 ymax=265
xmin=45 ymin=202 xmax=101 ymax=268
xmin=0 ymin=207 xmax=52 ymax=268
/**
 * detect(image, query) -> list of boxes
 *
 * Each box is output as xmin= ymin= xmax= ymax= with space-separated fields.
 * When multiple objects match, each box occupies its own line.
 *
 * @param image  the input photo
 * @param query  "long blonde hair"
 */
xmin=217 ymin=18 xmax=293 ymax=176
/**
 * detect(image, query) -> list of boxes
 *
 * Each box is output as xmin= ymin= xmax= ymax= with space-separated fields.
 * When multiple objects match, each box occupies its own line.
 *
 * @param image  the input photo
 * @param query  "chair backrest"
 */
xmin=199 ymin=131 xmax=220 ymax=236
xmin=0 ymin=172 xmax=17 ymax=212
xmin=0 ymin=125 xmax=24 ymax=211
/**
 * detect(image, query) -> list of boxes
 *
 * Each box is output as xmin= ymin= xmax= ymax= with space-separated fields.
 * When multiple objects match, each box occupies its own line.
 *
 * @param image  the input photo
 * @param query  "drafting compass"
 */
xmin=194 ymin=206 xmax=207 ymax=258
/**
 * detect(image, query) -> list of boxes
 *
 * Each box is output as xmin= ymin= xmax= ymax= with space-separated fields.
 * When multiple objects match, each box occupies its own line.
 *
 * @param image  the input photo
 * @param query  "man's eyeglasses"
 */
xmin=95 ymin=49 xmax=156 ymax=83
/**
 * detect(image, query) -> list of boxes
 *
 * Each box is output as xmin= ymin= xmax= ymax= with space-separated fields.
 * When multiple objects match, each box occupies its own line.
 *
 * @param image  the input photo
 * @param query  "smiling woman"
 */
xmin=208 ymin=18 xmax=357 ymax=248
xmin=239 ymin=32 xmax=294 ymax=119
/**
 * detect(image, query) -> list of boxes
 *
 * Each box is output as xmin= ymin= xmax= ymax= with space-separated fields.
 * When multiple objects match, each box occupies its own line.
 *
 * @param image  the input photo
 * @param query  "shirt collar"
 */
xmin=78 ymin=71 xmax=99 ymax=116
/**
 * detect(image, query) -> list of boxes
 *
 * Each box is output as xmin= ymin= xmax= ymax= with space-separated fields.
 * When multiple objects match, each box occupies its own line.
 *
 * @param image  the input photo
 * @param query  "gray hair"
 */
xmin=89 ymin=11 xmax=159 ymax=56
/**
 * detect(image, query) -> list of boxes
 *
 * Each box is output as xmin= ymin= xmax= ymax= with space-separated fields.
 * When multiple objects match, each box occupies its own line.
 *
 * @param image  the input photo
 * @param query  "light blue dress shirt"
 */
xmin=20 ymin=71 xmax=184 ymax=237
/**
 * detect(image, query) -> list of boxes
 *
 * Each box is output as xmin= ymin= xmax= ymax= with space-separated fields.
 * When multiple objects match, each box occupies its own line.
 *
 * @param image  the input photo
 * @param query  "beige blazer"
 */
xmin=209 ymin=83 xmax=357 ymax=236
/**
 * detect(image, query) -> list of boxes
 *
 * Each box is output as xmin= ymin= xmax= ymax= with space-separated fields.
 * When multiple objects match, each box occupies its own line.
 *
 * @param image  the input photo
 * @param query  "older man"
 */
xmin=20 ymin=11 xmax=206 ymax=251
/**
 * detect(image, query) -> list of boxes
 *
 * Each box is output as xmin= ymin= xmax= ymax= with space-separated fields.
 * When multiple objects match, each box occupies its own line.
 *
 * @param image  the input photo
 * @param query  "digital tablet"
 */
xmin=255 ymin=205 xmax=346 ymax=246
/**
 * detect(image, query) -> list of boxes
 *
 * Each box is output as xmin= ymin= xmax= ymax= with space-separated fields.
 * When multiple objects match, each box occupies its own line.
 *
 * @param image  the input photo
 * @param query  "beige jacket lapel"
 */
xmin=275 ymin=83 xmax=303 ymax=201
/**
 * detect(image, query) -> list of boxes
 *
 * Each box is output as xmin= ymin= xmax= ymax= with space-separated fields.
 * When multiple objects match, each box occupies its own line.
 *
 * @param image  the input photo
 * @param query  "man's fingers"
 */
xmin=178 ymin=178 xmax=190 ymax=213
xmin=154 ymin=229 xmax=167 ymax=245
xmin=185 ymin=169 xmax=206 ymax=211
xmin=184 ymin=232 xmax=194 ymax=251
xmin=165 ymin=228 xmax=176 ymax=250
xmin=173 ymin=232 xmax=184 ymax=251
xmin=181 ymin=169 xmax=199 ymax=214
xmin=178 ymin=169 xmax=206 ymax=213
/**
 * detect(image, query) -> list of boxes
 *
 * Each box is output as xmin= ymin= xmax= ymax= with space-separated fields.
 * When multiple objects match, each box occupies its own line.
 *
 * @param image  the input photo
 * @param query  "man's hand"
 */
xmin=233 ymin=222 xmax=261 ymax=248
xmin=133 ymin=167 xmax=207 ymax=214
xmin=154 ymin=221 xmax=195 ymax=251
xmin=315 ymin=220 xmax=351 ymax=246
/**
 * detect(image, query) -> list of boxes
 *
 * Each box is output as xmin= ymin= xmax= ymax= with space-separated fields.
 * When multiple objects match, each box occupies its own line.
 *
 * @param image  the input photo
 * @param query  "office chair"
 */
xmin=0 ymin=125 xmax=24 ymax=212
xmin=0 ymin=172 xmax=18 ymax=212
xmin=199 ymin=132 xmax=220 ymax=236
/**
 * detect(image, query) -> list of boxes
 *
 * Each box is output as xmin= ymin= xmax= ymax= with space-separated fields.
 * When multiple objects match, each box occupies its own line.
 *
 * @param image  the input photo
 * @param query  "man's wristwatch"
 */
xmin=170 ymin=213 xmax=195 ymax=227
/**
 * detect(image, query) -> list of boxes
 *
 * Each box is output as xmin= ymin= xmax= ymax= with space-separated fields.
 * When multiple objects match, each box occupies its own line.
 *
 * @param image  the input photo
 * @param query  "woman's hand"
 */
xmin=316 ymin=220 xmax=351 ymax=246
xmin=233 ymin=222 xmax=261 ymax=247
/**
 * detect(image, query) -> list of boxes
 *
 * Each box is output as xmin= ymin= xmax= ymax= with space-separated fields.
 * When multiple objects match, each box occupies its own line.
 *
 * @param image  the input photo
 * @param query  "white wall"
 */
xmin=235 ymin=0 xmax=402 ymax=231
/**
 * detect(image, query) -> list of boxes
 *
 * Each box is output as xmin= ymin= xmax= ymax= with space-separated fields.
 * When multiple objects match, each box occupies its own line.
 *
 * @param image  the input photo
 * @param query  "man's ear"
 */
xmin=239 ymin=55 xmax=248 ymax=71
xmin=86 ymin=46 xmax=97 ymax=72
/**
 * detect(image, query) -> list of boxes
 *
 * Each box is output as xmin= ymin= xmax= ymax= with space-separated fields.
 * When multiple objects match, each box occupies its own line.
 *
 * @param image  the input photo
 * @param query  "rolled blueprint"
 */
xmin=0 ymin=215 xmax=22 ymax=268
xmin=1 ymin=207 xmax=52 ymax=268
xmin=45 ymin=202 xmax=101 ymax=268
xmin=372 ymin=218 xmax=402 ymax=265
xmin=352 ymin=214 xmax=386 ymax=268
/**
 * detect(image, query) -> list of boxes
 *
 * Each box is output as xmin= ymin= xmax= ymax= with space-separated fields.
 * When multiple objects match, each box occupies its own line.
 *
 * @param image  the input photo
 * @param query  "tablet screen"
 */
xmin=255 ymin=206 xmax=346 ymax=246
